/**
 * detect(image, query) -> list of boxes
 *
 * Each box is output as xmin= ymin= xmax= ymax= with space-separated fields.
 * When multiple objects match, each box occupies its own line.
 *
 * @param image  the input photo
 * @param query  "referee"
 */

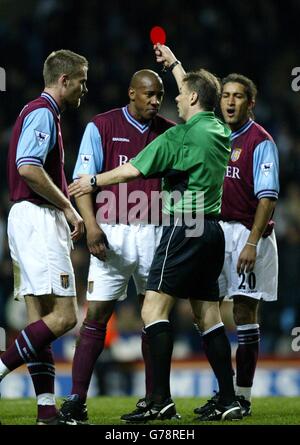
xmin=69 ymin=69 xmax=243 ymax=422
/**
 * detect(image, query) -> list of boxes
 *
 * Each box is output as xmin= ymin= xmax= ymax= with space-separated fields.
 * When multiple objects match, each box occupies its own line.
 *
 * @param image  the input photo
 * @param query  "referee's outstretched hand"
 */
xmin=69 ymin=174 xmax=93 ymax=198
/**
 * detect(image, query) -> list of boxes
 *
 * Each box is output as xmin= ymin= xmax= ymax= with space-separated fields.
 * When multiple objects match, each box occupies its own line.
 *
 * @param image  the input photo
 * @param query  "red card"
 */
xmin=150 ymin=26 xmax=166 ymax=45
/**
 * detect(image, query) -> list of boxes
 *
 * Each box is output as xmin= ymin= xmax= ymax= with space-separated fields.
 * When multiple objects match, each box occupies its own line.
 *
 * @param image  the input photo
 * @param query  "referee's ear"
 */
xmin=190 ymin=91 xmax=198 ymax=106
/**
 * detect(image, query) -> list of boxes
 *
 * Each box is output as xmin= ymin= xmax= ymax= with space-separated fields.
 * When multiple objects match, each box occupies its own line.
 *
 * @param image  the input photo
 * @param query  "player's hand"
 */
xmin=68 ymin=174 xmax=93 ymax=197
xmin=86 ymin=225 xmax=109 ymax=261
xmin=154 ymin=43 xmax=177 ymax=69
xmin=63 ymin=205 xmax=85 ymax=241
xmin=237 ymin=244 xmax=257 ymax=274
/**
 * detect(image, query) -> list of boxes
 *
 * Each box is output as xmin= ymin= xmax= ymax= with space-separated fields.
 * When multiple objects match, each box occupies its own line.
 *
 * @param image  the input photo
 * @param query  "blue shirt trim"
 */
xmin=73 ymin=122 xmax=104 ymax=178
xmin=122 ymin=106 xmax=150 ymax=133
xmin=16 ymin=108 xmax=56 ymax=168
xmin=41 ymin=92 xmax=60 ymax=117
xmin=253 ymin=140 xmax=280 ymax=198
xmin=231 ymin=119 xmax=254 ymax=141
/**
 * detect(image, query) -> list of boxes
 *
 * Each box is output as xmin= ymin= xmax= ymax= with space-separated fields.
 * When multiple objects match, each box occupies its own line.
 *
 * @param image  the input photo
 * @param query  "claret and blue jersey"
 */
xmin=73 ymin=105 xmax=175 ymax=224
xmin=7 ymin=92 xmax=68 ymax=205
xmin=221 ymin=119 xmax=279 ymax=231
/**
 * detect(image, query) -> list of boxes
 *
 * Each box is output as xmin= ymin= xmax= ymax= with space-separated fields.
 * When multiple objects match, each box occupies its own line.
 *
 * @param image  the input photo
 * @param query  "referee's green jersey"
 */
xmin=130 ymin=111 xmax=231 ymax=216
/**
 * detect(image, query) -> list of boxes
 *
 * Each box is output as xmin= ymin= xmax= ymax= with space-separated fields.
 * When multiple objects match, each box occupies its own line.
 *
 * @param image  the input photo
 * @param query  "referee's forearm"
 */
xmin=96 ymin=162 xmax=141 ymax=186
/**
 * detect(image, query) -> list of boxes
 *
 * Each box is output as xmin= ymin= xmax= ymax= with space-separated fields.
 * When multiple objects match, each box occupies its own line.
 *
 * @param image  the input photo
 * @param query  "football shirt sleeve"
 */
xmin=253 ymin=139 xmax=279 ymax=199
xmin=16 ymin=108 xmax=56 ymax=169
xmin=73 ymin=122 xmax=104 ymax=179
xmin=130 ymin=128 xmax=182 ymax=177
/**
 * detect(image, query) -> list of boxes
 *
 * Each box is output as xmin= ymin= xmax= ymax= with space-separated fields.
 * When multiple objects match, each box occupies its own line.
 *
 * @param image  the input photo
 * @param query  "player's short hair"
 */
xmin=183 ymin=69 xmax=221 ymax=111
xmin=222 ymin=73 xmax=257 ymax=102
xmin=43 ymin=49 xmax=88 ymax=86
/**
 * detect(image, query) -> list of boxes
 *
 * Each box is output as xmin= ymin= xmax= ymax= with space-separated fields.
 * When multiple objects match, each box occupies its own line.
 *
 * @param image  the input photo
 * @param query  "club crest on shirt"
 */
xmin=60 ymin=273 xmax=70 ymax=289
xmin=261 ymin=162 xmax=273 ymax=176
xmin=81 ymin=153 xmax=93 ymax=169
xmin=88 ymin=281 xmax=94 ymax=294
xmin=35 ymin=130 xmax=49 ymax=146
xmin=231 ymin=148 xmax=242 ymax=162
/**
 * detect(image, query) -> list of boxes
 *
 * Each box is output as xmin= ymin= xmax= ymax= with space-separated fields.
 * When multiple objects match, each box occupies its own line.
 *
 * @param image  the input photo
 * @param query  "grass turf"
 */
xmin=1 ymin=397 xmax=300 ymax=425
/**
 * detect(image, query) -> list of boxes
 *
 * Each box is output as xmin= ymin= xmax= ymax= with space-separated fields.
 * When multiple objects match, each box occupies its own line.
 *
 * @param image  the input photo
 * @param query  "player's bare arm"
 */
xmin=75 ymin=194 xmax=109 ymax=261
xmin=18 ymin=164 xmax=84 ymax=241
xmin=68 ymin=162 xmax=141 ymax=198
xmin=154 ymin=43 xmax=186 ymax=90
xmin=237 ymin=197 xmax=277 ymax=274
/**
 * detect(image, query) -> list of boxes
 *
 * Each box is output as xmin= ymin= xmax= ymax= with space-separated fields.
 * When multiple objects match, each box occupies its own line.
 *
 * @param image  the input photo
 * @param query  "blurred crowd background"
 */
xmin=0 ymin=0 xmax=300 ymax=372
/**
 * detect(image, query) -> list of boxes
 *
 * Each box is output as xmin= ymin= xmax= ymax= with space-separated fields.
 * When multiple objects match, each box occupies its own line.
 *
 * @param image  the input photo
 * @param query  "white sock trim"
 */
xmin=0 ymin=359 xmax=10 ymax=379
xmin=37 ymin=393 xmax=56 ymax=406
xmin=145 ymin=320 xmax=169 ymax=329
xmin=237 ymin=324 xmax=259 ymax=331
xmin=202 ymin=322 xmax=224 ymax=336
xmin=236 ymin=386 xmax=252 ymax=401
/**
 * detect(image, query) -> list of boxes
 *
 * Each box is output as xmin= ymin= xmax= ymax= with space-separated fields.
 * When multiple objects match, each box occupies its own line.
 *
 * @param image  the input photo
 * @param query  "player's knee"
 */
xmin=65 ymin=314 xmax=78 ymax=331
xmin=56 ymin=313 xmax=78 ymax=334
xmin=141 ymin=303 xmax=158 ymax=325
xmin=233 ymin=303 xmax=255 ymax=325
xmin=141 ymin=305 xmax=150 ymax=325
xmin=86 ymin=301 xmax=115 ymax=324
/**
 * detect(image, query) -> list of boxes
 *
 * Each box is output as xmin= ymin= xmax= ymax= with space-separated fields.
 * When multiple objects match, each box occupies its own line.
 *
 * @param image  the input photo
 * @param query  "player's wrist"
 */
xmin=246 ymin=241 xmax=257 ymax=247
xmin=62 ymin=200 xmax=72 ymax=211
xmin=85 ymin=219 xmax=100 ymax=232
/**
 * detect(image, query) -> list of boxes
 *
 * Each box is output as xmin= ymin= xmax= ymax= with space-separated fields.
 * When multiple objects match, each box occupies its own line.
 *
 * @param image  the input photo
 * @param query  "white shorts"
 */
xmin=219 ymin=221 xmax=278 ymax=301
xmin=87 ymin=224 xmax=163 ymax=301
xmin=7 ymin=201 xmax=76 ymax=299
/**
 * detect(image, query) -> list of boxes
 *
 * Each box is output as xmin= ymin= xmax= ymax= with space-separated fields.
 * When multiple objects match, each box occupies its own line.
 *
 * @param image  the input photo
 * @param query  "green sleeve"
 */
xmin=130 ymin=126 xmax=183 ymax=177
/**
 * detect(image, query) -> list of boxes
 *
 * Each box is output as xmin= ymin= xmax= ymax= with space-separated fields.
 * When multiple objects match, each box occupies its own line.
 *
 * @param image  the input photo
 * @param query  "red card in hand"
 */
xmin=150 ymin=26 xmax=166 ymax=45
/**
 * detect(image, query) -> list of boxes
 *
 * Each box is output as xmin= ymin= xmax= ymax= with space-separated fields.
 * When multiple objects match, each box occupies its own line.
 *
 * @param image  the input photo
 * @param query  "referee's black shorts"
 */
xmin=147 ymin=217 xmax=225 ymax=301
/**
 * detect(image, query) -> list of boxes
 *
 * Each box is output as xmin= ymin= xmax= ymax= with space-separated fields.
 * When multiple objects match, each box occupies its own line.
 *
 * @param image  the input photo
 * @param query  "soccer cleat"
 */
xmin=121 ymin=397 xmax=181 ymax=423
xmin=236 ymin=395 xmax=252 ymax=416
xmin=121 ymin=397 xmax=149 ymax=421
xmin=196 ymin=400 xmax=243 ymax=421
xmin=59 ymin=394 xmax=88 ymax=424
xmin=36 ymin=412 xmax=78 ymax=425
xmin=193 ymin=391 xmax=220 ymax=415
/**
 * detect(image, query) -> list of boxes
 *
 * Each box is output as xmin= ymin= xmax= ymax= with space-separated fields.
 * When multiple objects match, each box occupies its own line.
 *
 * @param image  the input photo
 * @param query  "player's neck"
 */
xmin=229 ymin=117 xmax=250 ymax=132
xmin=43 ymin=87 xmax=63 ymax=111
xmin=127 ymin=104 xmax=150 ymax=124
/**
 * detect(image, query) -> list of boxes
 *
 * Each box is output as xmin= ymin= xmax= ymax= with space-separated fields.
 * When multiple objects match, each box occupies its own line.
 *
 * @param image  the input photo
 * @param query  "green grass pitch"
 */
xmin=1 ymin=396 xmax=300 ymax=425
